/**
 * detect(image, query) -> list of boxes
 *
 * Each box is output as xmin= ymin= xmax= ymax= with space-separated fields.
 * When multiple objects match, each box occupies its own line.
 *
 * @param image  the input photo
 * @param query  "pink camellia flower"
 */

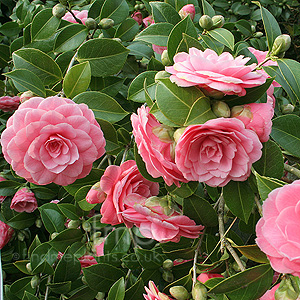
xmin=79 ymin=255 xmax=97 ymax=269
xmin=143 ymin=15 xmax=154 ymax=27
xmin=0 ymin=176 xmax=6 ymax=203
xmin=0 ymin=96 xmax=20 ymax=112
xmin=100 ymin=160 xmax=159 ymax=225
xmin=231 ymin=102 xmax=274 ymax=143
xmin=131 ymin=11 xmax=143 ymax=25
xmin=10 ymin=187 xmax=38 ymax=213
xmin=256 ymin=180 xmax=300 ymax=277
xmin=260 ymin=283 xmax=280 ymax=300
xmin=1 ymin=96 xmax=106 ymax=186
xmin=197 ymin=273 xmax=224 ymax=283
xmin=152 ymin=44 xmax=168 ymax=55
xmin=165 ymin=48 xmax=266 ymax=97
xmin=131 ymin=106 xmax=188 ymax=187
xmin=144 ymin=281 xmax=173 ymax=300
xmin=86 ymin=182 xmax=106 ymax=204
xmin=122 ymin=195 xmax=204 ymax=243
xmin=175 ymin=118 xmax=262 ymax=187
xmin=0 ymin=220 xmax=14 ymax=249
xmin=62 ymin=10 xmax=88 ymax=25
xmin=178 ymin=4 xmax=196 ymax=20
xmin=94 ymin=239 xmax=105 ymax=256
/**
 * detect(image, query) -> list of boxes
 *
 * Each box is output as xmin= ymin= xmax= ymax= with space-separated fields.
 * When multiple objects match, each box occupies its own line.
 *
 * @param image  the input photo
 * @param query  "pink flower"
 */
xmin=62 ymin=10 xmax=88 ymax=25
xmin=131 ymin=11 xmax=143 ymax=25
xmin=178 ymin=4 xmax=196 ymax=20
xmin=175 ymin=118 xmax=262 ymax=187
xmin=260 ymin=283 xmax=280 ymax=300
xmin=197 ymin=273 xmax=224 ymax=283
xmin=94 ymin=240 xmax=105 ymax=256
xmin=0 ymin=96 xmax=20 ymax=112
xmin=131 ymin=106 xmax=187 ymax=187
xmin=165 ymin=48 xmax=266 ymax=96
xmin=79 ymin=255 xmax=97 ymax=269
xmin=143 ymin=15 xmax=154 ymax=27
xmin=0 ymin=220 xmax=14 ymax=249
xmin=100 ymin=160 xmax=159 ymax=225
xmin=10 ymin=187 xmax=38 ymax=213
xmin=0 ymin=176 xmax=6 ymax=203
xmin=144 ymin=281 xmax=173 ymax=300
xmin=152 ymin=45 xmax=168 ymax=55
xmin=231 ymin=102 xmax=274 ymax=143
xmin=86 ymin=182 xmax=106 ymax=204
xmin=1 ymin=96 xmax=106 ymax=186
xmin=256 ymin=180 xmax=300 ymax=277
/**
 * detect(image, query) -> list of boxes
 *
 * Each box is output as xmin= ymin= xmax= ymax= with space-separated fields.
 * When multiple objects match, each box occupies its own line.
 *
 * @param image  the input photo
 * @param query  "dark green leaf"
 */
xmin=58 ymin=203 xmax=82 ymax=220
xmin=10 ymin=277 xmax=36 ymax=299
xmin=104 ymin=228 xmax=131 ymax=254
xmin=97 ymin=118 xmax=120 ymax=154
xmin=49 ymin=229 xmax=83 ymax=252
xmin=124 ymin=279 xmax=144 ymax=300
xmin=22 ymin=291 xmax=39 ymax=300
xmin=108 ymin=277 xmax=125 ymax=300
xmin=0 ymin=22 xmax=21 ymax=37
xmin=90 ymin=76 xmax=125 ymax=97
xmin=68 ymin=286 xmax=98 ymax=300
xmin=100 ymin=0 xmax=129 ymax=25
xmin=127 ymin=43 xmax=154 ymax=60
xmin=232 ymin=244 xmax=269 ymax=264
xmin=115 ymin=18 xmax=139 ymax=41
xmin=201 ymin=0 xmax=215 ymax=17
xmin=207 ymin=28 xmax=235 ymax=51
xmin=200 ymin=34 xmax=224 ymax=55
xmin=135 ymin=248 xmax=165 ymax=269
xmin=150 ymin=1 xmax=181 ymax=25
xmin=6 ymin=212 xmax=36 ymax=230
xmin=0 ymin=44 xmax=10 ymax=68
xmin=39 ymin=203 xmax=65 ymax=234
xmin=0 ymin=180 xmax=21 ymax=197
xmin=48 ymin=281 xmax=72 ymax=294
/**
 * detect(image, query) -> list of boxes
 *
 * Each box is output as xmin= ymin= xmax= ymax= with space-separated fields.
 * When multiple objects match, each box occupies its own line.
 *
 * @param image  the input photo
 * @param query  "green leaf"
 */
xmin=88 ymin=0 xmax=105 ymax=20
xmin=253 ymin=140 xmax=284 ymax=179
xmin=135 ymin=248 xmax=165 ymax=269
xmin=209 ymin=264 xmax=273 ymax=300
xmin=75 ymin=185 xmax=96 ymax=211
xmin=166 ymin=181 xmax=198 ymax=198
xmin=49 ymin=229 xmax=83 ymax=252
xmin=13 ymin=48 xmax=62 ymax=86
xmin=0 ymin=22 xmax=21 ymax=37
xmin=6 ymin=213 xmax=36 ymax=230
xmin=90 ymin=76 xmax=125 ymax=97
xmin=253 ymin=2 xmax=281 ymax=50
xmin=156 ymin=78 xmax=216 ymax=126
xmin=223 ymin=180 xmax=254 ymax=223
xmin=201 ymin=0 xmax=215 ymax=17
xmin=183 ymin=195 xmax=218 ymax=227
xmin=182 ymin=33 xmax=205 ymax=51
xmin=135 ymin=23 xmax=173 ymax=46
xmin=5 ymin=69 xmax=46 ymax=97
xmin=104 ymin=228 xmax=131 ymax=254
xmin=97 ymin=118 xmax=120 ymax=154
xmin=150 ymin=1 xmax=181 ymax=25
xmin=74 ymin=91 xmax=128 ymax=123
xmin=63 ymin=62 xmax=91 ymax=98
xmin=271 ymin=114 xmax=300 ymax=158
xmin=31 ymin=8 xmax=61 ymax=41
xmin=48 ymin=281 xmax=72 ymax=294
xmin=22 ymin=291 xmax=39 ymax=300
xmin=58 ymin=203 xmax=82 ymax=220
xmin=255 ymin=172 xmax=286 ymax=201
xmin=68 ymin=286 xmax=98 ymax=300
xmin=164 ymin=274 xmax=193 ymax=292
xmin=124 ymin=279 xmax=144 ymax=300
xmin=77 ymin=39 xmax=130 ymax=77
xmin=148 ymin=57 xmax=165 ymax=71
xmin=0 ymin=180 xmax=22 ymax=197
xmin=235 ymin=19 xmax=253 ymax=37
xmin=10 ymin=277 xmax=36 ymax=299
xmin=207 ymin=28 xmax=235 ymax=51
xmin=108 ymin=277 xmax=125 ymax=300
xmin=83 ymin=263 xmax=125 ymax=292
xmin=100 ymin=0 xmax=129 ymax=25
xmin=0 ymin=44 xmax=10 ymax=68
xmin=115 ymin=18 xmax=139 ymax=41
xmin=168 ymin=16 xmax=198 ymax=62
xmin=232 ymin=244 xmax=269 ymax=264
xmin=127 ymin=43 xmax=154 ymax=60
xmin=39 ymin=203 xmax=65 ymax=234
xmin=54 ymin=24 xmax=88 ymax=53
xmin=200 ymin=34 xmax=224 ymax=55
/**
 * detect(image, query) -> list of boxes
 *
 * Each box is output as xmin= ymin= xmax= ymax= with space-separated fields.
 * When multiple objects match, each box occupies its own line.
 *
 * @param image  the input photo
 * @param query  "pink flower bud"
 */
xmin=86 ymin=182 xmax=106 ymax=204
xmin=0 ymin=96 xmax=20 ymax=112
xmin=131 ymin=11 xmax=143 ymax=25
xmin=179 ymin=4 xmax=196 ymax=21
xmin=10 ymin=187 xmax=38 ymax=213
xmin=143 ymin=15 xmax=154 ymax=27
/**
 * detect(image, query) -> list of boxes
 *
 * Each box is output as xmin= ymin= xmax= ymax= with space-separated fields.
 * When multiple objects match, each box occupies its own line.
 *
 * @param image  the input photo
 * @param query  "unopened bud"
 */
xmin=86 ymin=182 xmax=106 ymax=204
xmin=271 ymin=34 xmax=291 ymax=57
xmin=253 ymin=32 xmax=263 ymax=38
xmin=152 ymin=124 xmax=174 ymax=143
xmin=251 ymin=25 xmax=256 ymax=33
xmin=82 ymin=221 xmax=92 ymax=232
xmin=95 ymin=292 xmax=105 ymax=300
xmin=212 ymin=101 xmax=230 ymax=118
xmin=155 ymin=71 xmax=170 ymax=82
xmin=92 ymin=232 xmax=102 ymax=241
xmin=20 ymin=91 xmax=34 ymax=103
xmin=134 ymin=4 xmax=140 ymax=11
xmin=17 ymin=231 xmax=25 ymax=242
xmin=161 ymin=50 xmax=171 ymax=66
xmin=230 ymin=105 xmax=253 ymax=119
xmin=35 ymin=218 xmax=42 ymax=228
xmin=211 ymin=15 xmax=225 ymax=29
xmin=99 ymin=18 xmax=115 ymax=30
xmin=163 ymin=259 xmax=173 ymax=270
xmin=31 ymin=275 xmax=40 ymax=289
xmin=192 ymin=282 xmax=207 ymax=300
xmin=68 ymin=220 xmax=81 ymax=229
xmin=138 ymin=4 xmax=145 ymax=10
xmin=199 ymin=15 xmax=213 ymax=30
xmin=169 ymin=286 xmax=190 ymax=300
xmin=162 ymin=270 xmax=174 ymax=282
xmin=158 ymin=292 xmax=171 ymax=300
xmin=26 ymin=263 xmax=32 ymax=273
xmin=178 ymin=4 xmax=196 ymax=21
xmin=52 ymin=3 xmax=66 ymax=19
xmin=202 ymin=88 xmax=224 ymax=99
xmin=281 ymin=103 xmax=294 ymax=114
xmin=85 ymin=18 xmax=98 ymax=30
xmin=173 ymin=127 xmax=186 ymax=143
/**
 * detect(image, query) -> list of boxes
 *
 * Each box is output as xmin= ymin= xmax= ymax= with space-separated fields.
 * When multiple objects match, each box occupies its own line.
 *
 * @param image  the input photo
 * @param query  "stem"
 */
xmin=254 ymin=56 xmax=271 ymax=70
xmin=66 ymin=7 xmax=83 ymax=24
xmin=44 ymin=275 xmax=52 ymax=300
xmin=254 ymin=195 xmax=263 ymax=217
xmin=128 ymin=227 xmax=139 ymax=249
xmin=284 ymin=163 xmax=300 ymax=178
xmin=97 ymin=154 xmax=108 ymax=169
xmin=124 ymin=269 xmax=132 ymax=289
xmin=192 ymin=229 xmax=206 ymax=287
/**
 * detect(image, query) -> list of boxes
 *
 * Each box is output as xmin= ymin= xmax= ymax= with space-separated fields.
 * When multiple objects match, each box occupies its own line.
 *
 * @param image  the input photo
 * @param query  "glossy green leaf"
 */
xmin=115 ymin=18 xmax=139 ymax=41
xmin=54 ymin=24 xmax=88 ymax=53
xmin=83 ymin=263 xmax=125 ymax=292
xmin=13 ymin=48 xmax=62 ymax=86
xmin=39 ymin=206 xmax=65 ymax=234
xmin=207 ymin=28 xmax=235 ymax=51
xmin=77 ymin=39 xmax=130 ymax=77
xmin=22 ymin=291 xmax=39 ymax=300
xmin=57 ymin=203 xmax=82 ymax=220
xmin=167 ymin=182 xmax=198 ymax=198
xmin=63 ymin=62 xmax=91 ymax=98
xmin=223 ymin=180 xmax=254 ymax=223
xmin=0 ymin=22 xmax=21 ymax=37
xmin=164 ymin=274 xmax=193 ymax=292
xmin=235 ymin=19 xmax=252 ymax=37
xmin=201 ymin=0 xmax=215 ymax=17
xmin=49 ymin=229 xmax=83 ymax=252
xmin=68 ymin=286 xmax=98 ymax=300
xmin=0 ymin=180 xmax=22 ymax=197
xmin=10 ymin=277 xmax=36 ymax=299
xmin=74 ymin=91 xmax=128 ymax=123
xmin=31 ymin=8 xmax=61 ymax=41
xmin=100 ymin=0 xmax=129 ymax=25
xmin=135 ymin=248 xmax=165 ymax=269
xmin=6 ymin=212 xmax=36 ymax=230
xmin=182 ymin=33 xmax=205 ymax=51
xmin=232 ymin=244 xmax=269 ymax=264
xmin=104 ymin=228 xmax=131 ymax=254
xmin=148 ymin=57 xmax=165 ymax=71
xmin=271 ymin=114 xmax=300 ymax=158
xmin=253 ymin=140 xmax=284 ymax=179
xmin=200 ymin=34 xmax=224 ymax=55
xmin=108 ymin=277 xmax=125 ymax=300
xmin=124 ymin=279 xmax=144 ymax=300
xmin=48 ymin=281 xmax=72 ymax=294
xmin=97 ymin=118 xmax=120 ymax=154
xmin=88 ymin=0 xmax=105 ymax=20
xmin=156 ymin=79 xmax=216 ymax=126
xmin=5 ymin=69 xmax=46 ymax=97
xmin=150 ymin=1 xmax=181 ymax=25
xmin=134 ymin=23 xmax=174 ymax=46
xmin=90 ymin=76 xmax=125 ymax=97
xmin=74 ymin=185 xmax=96 ymax=211
xmin=0 ymin=44 xmax=10 ymax=68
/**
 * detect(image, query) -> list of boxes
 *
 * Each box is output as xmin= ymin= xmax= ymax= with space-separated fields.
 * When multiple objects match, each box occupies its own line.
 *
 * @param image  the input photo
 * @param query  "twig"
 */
xmin=66 ymin=7 xmax=83 ymax=24
xmin=44 ymin=275 xmax=52 ymax=300
xmin=97 ymin=154 xmax=108 ymax=169
xmin=284 ymin=163 xmax=300 ymax=178
xmin=192 ymin=229 xmax=206 ymax=287
xmin=254 ymin=195 xmax=263 ymax=217
xmin=128 ymin=227 xmax=139 ymax=249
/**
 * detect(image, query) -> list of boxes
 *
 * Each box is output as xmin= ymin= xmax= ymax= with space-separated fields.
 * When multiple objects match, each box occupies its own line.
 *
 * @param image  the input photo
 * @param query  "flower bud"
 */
xmin=251 ymin=25 xmax=256 ymax=33
xmin=138 ymin=4 xmax=145 ymax=10
xmin=211 ymin=15 xmax=225 ymax=29
xmin=31 ymin=275 xmax=40 ymax=289
xmin=35 ymin=218 xmax=42 ymax=228
xmin=85 ymin=18 xmax=98 ymax=30
xmin=281 ymin=103 xmax=294 ymax=114
xmin=230 ymin=105 xmax=253 ymax=119
xmin=20 ymin=91 xmax=35 ymax=103
xmin=134 ymin=4 xmax=140 ymax=11
xmin=169 ymin=286 xmax=190 ymax=300
xmin=253 ymin=32 xmax=263 ymax=38
xmin=178 ymin=4 xmax=196 ymax=21
xmin=26 ymin=263 xmax=32 ymax=273
xmin=158 ymin=292 xmax=171 ymax=300
xmin=152 ymin=124 xmax=174 ymax=143
xmin=17 ymin=231 xmax=25 ymax=242
xmin=99 ymin=18 xmax=115 ymax=29
xmin=86 ymin=182 xmax=106 ymax=204
xmin=68 ymin=220 xmax=81 ymax=229
xmin=275 ymin=277 xmax=300 ymax=300
xmin=95 ymin=292 xmax=106 ymax=300
xmin=192 ymin=282 xmax=208 ymax=300
xmin=231 ymin=260 xmax=246 ymax=272
xmin=52 ymin=4 xmax=66 ymax=19
xmin=161 ymin=50 xmax=172 ymax=66
xmin=155 ymin=70 xmax=170 ymax=82
xmin=82 ymin=221 xmax=92 ymax=232
xmin=162 ymin=270 xmax=174 ymax=282
xmin=173 ymin=127 xmax=186 ymax=143
xmin=271 ymin=34 xmax=291 ymax=57
xmin=163 ymin=259 xmax=174 ymax=270
xmin=212 ymin=101 xmax=231 ymax=118
xmin=92 ymin=232 xmax=102 ymax=241
xmin=199 ymin=15 xmax=213 ymax=30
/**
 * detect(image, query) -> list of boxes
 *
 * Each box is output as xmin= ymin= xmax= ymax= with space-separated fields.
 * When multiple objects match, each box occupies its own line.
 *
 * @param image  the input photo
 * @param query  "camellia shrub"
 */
xmin=1 ymin=0 xmax=300 ymax=300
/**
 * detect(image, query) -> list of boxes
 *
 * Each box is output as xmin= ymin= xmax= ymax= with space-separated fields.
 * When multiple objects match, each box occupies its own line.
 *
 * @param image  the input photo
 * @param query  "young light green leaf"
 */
xmin=207 ymin=28 xmax=235 ymax=51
